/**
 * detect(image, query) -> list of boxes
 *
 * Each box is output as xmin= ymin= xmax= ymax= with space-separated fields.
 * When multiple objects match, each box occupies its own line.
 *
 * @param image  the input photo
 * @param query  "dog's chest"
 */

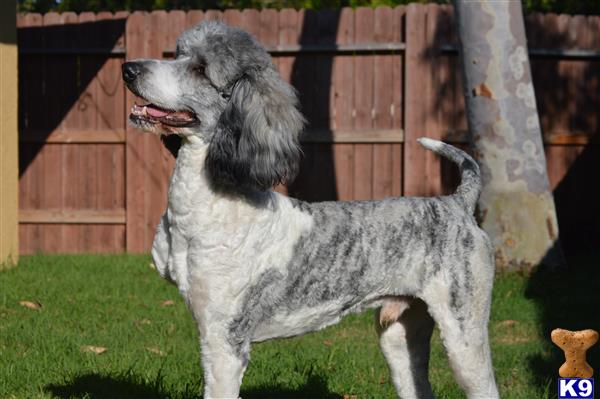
xmin=166 ymin=146 xmax=243 ymax=242
xmin=162 ymin=144 xmax=316 ymax=315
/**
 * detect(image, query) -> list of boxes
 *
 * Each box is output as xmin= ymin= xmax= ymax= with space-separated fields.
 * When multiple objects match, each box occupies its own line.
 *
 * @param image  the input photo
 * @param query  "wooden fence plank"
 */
xmin=277 ymin=8 xmax=298 ymax=86
xmin=546 ymin=145 xmax=587 ymax=190
xmin=96 ymin=12 xmax=125 ymax=132
xmin=260 ymin=9 xmax=278 ymax=46
xmin=391 ymin=6 xmax=405 ymax=197
xmin=167 ymin=10 xmax=187 ymax=46
xmin=332 ymin=8 xmax=355 ymax=201
xmin=274 ymin=8 xmax=298 ymax=195
xmin=443 ymin=129 xmax=595 ymax=145
xmin=20 ymin=209 xmax=126 ymax=224
xmin=315 ymin=10 xmax=337 ymax=131
xmin=404 ymin=4 xmax=441 ymax=197
xmin=353 ymin=7 xmax=374 ymax=200
xmin=241 ymin=9 xmax=260 ymax=38
xmin=296 ymin=9 xmax=318 ymax=130
xmin=77 ymin=12 xmax=99 ymax=251
xmin=78 ymin=13 xmax=99 ymax=131
xmin=60 ymin=144 xmax=79 ymax=252
xmin=82 ymin=145 xmax=97 ymax=250
xmin=204 ymin=10 xmax=222 ymax=22
xmin=58 ymin=11 xmax=80 ymax=253
xmin=186 ymin=10 xmax=204 ymax=28
xmin=163 ymin=41 xmax=408 ymax=56
xmin=144 ymin=11 xmax=172 ymax=252
xmin=437 ymin=6 xmax=458 ymax=137
xmin=88 ymin=225 xmax=123 ymax=252
xmin=20 ymin=129 xmax=126 ymax=143
xmin=63 ymin=142 xmax=91 ymax=252
xmin=309 ymin=10 xmax=338 ymax=201
xmin=423 ymin=4 xmax=442 ymax=195
xmin=61 ymin=12 xmax=80 ymax=138
xmin=404 ymin=3 xmax=425 ymax=198
xmin=301 ymin=128 xmax=403 ymax=143
xmin=41 ymin=12 xmax=64 ymax=252
xmin=372 ymin=6 xmax=394 ymax=199
xmin=223 ymin=9 xmax=242 ymax=27
xmin=450 ymin=61 xmax=467 ymax=136
xmin=577 ymin=16 xmax=596 ymax=136
xmin=286 ymin=9 xmax=318 ymax=201
xmin=17 ymin=141 xmax=30 ymax=253
xmin=19 ymin=13 xmax=44 ymax=254
xmin=592 ymin=15 xmax=600 ymax=51
xmin=555 ymin=14 xmax=572 ymax=133
xmin=260 ymin=8 xmax=280 ymax=116
xmin=125 ymin=11 xmax=148 ymax=252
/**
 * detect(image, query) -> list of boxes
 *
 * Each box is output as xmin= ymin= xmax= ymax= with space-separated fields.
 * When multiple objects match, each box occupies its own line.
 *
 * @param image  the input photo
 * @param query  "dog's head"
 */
xmin=122 ymin=21 xmax=304 ymax=191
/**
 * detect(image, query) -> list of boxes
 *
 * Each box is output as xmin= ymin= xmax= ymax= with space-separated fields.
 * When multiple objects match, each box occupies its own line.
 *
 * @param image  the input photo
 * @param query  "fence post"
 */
xmin=403 ymin=4 xmax=442 ymax=197
xmin=0 ymin=0 xmax=18 ymax=267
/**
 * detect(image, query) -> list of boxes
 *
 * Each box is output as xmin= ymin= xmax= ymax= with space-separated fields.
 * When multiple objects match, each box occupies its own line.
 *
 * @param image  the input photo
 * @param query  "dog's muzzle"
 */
xmin=121 ymin=61 xmax=200 ymax=129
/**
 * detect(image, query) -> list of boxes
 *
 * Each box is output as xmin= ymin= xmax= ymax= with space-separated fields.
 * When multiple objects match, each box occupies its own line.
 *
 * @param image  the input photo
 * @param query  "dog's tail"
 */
xmin=417 ymin=137 xmax=481 ymax=214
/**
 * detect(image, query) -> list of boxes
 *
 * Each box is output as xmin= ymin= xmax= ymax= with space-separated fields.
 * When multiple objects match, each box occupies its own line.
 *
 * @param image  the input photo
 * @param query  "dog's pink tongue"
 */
xmin=146 ymin=105 xmax=170 ymax=118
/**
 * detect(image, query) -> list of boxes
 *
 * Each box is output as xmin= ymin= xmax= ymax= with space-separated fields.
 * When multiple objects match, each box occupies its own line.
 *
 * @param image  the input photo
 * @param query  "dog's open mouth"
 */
xmin=130 ymin=103 xmax=198 ymax=127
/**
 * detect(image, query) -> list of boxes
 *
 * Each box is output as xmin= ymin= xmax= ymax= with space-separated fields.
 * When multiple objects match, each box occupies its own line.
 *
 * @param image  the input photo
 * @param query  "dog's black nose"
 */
xmin=122 ymin=62 xmax=143 ymax=83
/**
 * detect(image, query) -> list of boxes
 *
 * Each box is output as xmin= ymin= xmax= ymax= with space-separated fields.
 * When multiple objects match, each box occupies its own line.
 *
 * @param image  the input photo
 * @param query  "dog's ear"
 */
xmin=206 ymin=68 xmax=304 ymax=191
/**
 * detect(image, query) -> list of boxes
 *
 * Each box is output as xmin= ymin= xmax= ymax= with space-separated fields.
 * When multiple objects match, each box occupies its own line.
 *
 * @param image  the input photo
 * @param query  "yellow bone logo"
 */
xmin=551 ymin=328 xmax=598 ymax=378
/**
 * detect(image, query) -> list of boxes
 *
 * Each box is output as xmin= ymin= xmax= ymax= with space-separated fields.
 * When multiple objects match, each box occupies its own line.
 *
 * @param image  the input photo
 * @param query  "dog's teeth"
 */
xmin=131 ymin=105 xmax=145 ymax=116
xmin=142 ymin=106 xmax=148 ymax=116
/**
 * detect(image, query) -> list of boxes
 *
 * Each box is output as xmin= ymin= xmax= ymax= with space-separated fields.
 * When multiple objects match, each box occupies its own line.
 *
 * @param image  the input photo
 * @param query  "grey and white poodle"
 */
xmin=122 ymin=20 xmax=499 ymax=399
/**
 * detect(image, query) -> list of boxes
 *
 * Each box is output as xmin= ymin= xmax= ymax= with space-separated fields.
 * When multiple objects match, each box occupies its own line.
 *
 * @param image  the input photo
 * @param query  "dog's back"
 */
xmin=228 ymin=141 xmax=489 ymax=345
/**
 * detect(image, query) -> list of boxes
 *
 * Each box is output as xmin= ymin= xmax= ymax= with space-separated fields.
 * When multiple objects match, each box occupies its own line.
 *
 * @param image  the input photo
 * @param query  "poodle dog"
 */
xmin=122 ymin=21 xmax=499 ymax=399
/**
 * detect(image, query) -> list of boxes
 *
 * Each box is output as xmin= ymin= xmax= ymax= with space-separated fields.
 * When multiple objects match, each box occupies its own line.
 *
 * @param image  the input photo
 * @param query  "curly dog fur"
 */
xmin=122 ymin=21 xmax=499 ymax=399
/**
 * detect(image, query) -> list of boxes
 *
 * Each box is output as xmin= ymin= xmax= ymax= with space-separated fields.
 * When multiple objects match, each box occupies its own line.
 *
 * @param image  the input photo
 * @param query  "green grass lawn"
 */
xmin=1 ymin=254 xmax=598 ymax=398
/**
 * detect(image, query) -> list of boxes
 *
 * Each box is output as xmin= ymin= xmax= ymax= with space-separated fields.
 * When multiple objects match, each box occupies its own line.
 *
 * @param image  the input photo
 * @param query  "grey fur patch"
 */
xmin=228 ymin=196 xmax=484 ymax=354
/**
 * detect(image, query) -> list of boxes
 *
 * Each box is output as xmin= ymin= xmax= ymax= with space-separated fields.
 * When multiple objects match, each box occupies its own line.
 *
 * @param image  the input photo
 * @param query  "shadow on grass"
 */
xmin=45 ymin=372 xmax=341 ymax=399
xmin=526 ymin=252 xmax=600 ymax=394
xmin=45 ymin=373 xmax=176 ymax=399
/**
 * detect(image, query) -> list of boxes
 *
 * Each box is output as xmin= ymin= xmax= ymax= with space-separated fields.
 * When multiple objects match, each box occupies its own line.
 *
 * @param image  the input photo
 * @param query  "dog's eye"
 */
xmin=193 ymin=65 xmax=205 ymax=76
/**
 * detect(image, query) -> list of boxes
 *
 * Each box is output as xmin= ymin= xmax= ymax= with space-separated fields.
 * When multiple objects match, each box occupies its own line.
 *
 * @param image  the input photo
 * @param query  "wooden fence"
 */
xmin=17 ymin=5 xmax=600 ymax=254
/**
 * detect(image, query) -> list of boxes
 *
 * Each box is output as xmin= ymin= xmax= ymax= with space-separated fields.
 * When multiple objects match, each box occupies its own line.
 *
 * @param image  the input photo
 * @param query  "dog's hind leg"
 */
xmin=421 ymin=256 xmax=499 ymax=398
xmin=377 ymin=298 xmax=436 ymax=399
xmin=424 ymin=300 xmax=497 ymax=399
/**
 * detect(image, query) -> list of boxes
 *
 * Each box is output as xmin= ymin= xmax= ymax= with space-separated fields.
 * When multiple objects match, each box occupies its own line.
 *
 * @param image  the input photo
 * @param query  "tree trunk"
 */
xmin=453 ymin=0 xmax=565 ymax=270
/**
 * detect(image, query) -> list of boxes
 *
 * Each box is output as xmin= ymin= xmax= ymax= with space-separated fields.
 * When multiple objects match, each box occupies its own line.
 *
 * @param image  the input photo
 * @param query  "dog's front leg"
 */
xmin=151 ymin=213 xmax=172 ymax=281
xmin=200 ymin=334 xmax=249 ymax=399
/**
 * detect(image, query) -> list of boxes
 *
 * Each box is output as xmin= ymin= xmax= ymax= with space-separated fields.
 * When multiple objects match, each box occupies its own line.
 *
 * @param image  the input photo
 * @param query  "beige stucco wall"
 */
xmin=0 ymin=1 xmax=19 ymax=268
